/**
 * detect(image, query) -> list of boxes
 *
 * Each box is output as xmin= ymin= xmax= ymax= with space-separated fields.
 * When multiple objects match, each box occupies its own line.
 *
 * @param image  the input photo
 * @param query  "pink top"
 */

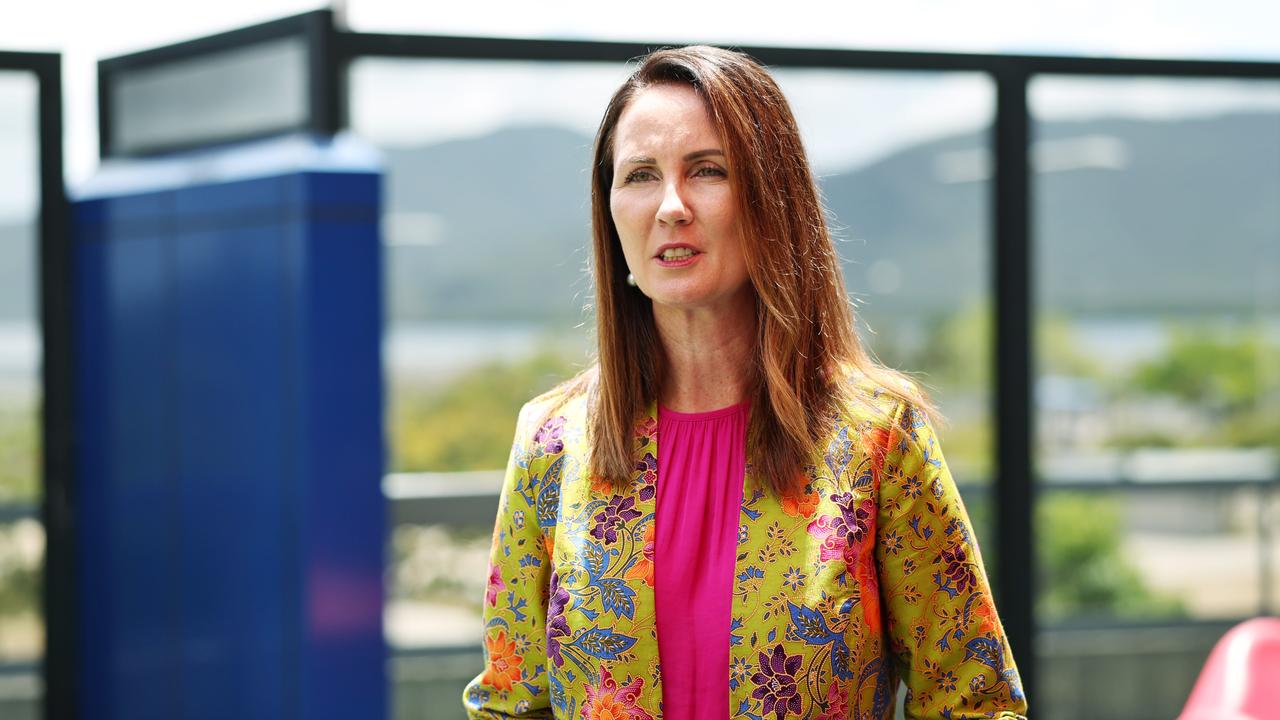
xmin=654 ymin=400 xmax=750 ymax=720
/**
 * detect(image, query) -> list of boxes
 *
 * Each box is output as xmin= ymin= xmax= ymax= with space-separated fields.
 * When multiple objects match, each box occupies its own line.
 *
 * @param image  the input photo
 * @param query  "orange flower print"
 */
xmin=581 ymin=666 xmax=654 ymax=720
xmin=974 ymin=593 xmax=999 ymax=634
xmin=861 ymin=425 xmax=891 ymax=486
xmin=624 ymin=523 xmax=656 ymax=587
xmin=582 ymin=695 xmax=631 ymax=720
xmin=634 ymin=416 xmax=657 ymax=448
xmin=780 ymin=486 xmax=819 ymax=518
xmin=481 ymin=629 xmax=524 ymax=692
xmin=855 ymin=545 xmax=882 ymax=634
xmin=591 ymin=474 xmax=616 ymax=495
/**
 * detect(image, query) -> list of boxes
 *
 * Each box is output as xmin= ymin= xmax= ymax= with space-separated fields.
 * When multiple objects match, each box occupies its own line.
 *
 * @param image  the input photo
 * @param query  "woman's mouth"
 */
xmin=655 ymin=247 xmax=701 ymax=267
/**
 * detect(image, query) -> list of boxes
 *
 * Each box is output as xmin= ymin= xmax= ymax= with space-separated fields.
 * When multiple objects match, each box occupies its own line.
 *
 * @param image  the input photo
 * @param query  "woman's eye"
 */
xmin=623 ymin=169 xmax=657 ymax=183
xmin=694 ymin=166 xmax=726 ymax=178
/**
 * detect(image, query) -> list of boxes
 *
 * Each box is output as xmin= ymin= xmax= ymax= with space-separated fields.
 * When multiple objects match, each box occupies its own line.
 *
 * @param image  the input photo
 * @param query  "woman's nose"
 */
xmin=656 ymin=181 xmax=693 ymax=226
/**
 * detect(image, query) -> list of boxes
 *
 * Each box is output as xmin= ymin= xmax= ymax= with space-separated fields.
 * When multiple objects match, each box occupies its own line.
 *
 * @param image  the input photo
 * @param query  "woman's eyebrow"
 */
xmin=683 ymin=148 xmax=724 ymax=161
xmin=619 ymin=149 xmax=725 ymax=166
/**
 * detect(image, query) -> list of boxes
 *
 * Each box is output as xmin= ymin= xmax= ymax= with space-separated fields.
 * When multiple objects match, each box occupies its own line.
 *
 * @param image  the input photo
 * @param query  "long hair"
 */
xmin=583 ymin=45 xmax=937 ymax=496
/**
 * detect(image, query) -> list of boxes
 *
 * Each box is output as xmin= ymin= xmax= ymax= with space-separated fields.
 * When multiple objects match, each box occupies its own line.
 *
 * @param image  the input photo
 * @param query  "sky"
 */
xmin=2 ymin=0 xmax=1280 ymax=220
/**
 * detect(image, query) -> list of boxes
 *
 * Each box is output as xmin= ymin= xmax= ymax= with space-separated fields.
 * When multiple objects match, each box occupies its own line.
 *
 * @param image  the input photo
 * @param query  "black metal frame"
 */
xmin=97 ymin=11 xmax=343 ymax=158
xmin=82 ymin=8 xmax=1280 ymax=713
xmin=332 ymin=25 xmax=1280 ymax=707
xmin=0 ymin=49 xmax=72 ymax=720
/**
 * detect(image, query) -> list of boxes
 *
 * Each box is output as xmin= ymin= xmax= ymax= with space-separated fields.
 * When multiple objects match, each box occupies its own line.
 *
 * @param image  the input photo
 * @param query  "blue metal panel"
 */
xmin=289 ymin=172 xmax=385 ymax=720
xmin=172 ymin=179 xmax=290 ymax=718
xmin=107 ymin=214 xmax=180 ymax=720
xmin=75 ymin=191 xmax=181 ymax=720
xmin=73 ymin=134 xmax=386 ymax=720
xmin=72 ymin=199 xmax=114 ymax=719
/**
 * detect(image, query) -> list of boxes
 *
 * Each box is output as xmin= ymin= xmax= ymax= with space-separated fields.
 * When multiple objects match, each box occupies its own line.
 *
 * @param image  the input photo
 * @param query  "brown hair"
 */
xmin=577 ymin=45 xmax=936 ymax=496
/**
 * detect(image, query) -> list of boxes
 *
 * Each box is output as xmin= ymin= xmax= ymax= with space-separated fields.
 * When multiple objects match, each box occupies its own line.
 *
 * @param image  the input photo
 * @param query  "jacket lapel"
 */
xmin=628 ymin=400 xmax=664 ymax=709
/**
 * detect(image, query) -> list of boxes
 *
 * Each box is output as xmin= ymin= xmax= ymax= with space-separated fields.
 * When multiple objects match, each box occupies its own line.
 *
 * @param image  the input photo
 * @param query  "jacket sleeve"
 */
xmin=462 ymin=403 xmax=555 ymax=718
xmin=875 ymin=400 xmax=1028 ymax=719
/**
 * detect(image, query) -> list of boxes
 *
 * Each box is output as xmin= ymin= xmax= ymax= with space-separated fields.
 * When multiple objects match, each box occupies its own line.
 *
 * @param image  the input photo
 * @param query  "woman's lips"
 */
xmin=654 ymin=252 xmax=701 ymax=268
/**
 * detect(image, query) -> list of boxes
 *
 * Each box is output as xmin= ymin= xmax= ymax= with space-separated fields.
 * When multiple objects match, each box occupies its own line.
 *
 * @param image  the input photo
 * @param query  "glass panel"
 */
xmin=350 ymin=58 xmax=626 ymax=714
xmin=350 ymin=57 xmax=627 ymax=475
xmin=1031 ymin=75 xmax=1280 ymax=720
xmin=1270 ymin=485 xmax=1280 ymax=616
xmin=773 ymin=67 xmax=997 ymax=551
xmin=353 ymin=58 xmax=998 ymax=716
xmin=112 ymin=36 xmax=308 ymax=154
xmin=0 ymin=67 xmax=44 ymax=719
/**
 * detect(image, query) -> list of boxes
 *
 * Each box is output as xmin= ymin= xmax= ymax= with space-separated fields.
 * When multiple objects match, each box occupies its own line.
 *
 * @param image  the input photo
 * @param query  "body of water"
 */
xmin=2 ymin=314 xmax=1275 ymax=383
xmin=384 ymin=321 xmax=589 ymax=381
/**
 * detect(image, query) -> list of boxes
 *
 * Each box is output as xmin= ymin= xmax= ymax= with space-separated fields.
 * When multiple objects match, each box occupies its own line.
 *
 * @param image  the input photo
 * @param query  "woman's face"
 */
xmin=609 ymin=83 xmax=752 ymax=313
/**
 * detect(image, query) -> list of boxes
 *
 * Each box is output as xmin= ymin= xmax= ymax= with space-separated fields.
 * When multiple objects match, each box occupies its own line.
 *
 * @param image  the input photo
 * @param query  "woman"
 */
xmin=464 ymin=45 xmax=1027 ymax=719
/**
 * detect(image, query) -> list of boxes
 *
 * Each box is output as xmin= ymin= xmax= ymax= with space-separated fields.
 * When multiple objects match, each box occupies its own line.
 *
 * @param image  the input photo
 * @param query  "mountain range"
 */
xmin=380 ymin=111 xmax=1280 ymax=323
xmin=1 ymin=112 xmax=1275 ymax=324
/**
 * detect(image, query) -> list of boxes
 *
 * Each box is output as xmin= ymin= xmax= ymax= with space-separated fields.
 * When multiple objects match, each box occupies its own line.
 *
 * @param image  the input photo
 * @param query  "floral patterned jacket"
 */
xmin=463 ymin=374 xmax=1027 ymax=719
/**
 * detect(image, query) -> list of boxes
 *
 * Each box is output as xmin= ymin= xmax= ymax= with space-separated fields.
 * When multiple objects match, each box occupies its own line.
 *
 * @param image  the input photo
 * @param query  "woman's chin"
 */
xmin=646 ymin=285 xmax=751 ymax=317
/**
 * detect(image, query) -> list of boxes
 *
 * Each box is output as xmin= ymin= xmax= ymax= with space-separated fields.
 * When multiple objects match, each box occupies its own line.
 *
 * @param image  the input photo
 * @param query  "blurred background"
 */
xmin=1 ymin=2 xmax=1279 ymax=719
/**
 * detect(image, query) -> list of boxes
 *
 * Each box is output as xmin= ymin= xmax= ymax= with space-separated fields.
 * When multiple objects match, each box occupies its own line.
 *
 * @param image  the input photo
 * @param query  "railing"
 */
xmin=4 ymin=451 xmax=1276 ymax=558
xmin=63 ymin=14 xmax=1280 ymax=702
xmin=384 ymin=471 xmax=503 ymax=527
xmin=2 ymin=456 xmax=1275 ymax=719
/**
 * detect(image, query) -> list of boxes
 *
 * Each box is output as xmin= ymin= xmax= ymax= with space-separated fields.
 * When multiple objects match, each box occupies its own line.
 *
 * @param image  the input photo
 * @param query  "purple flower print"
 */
xmin=807 ymin=515 xmax=839 ymax=561
xmin=809 ymin=494 xmax=875 ymax=569
xmin=485 ymin=562 xmax=505 ymax=606
xmin=635 ymin=452 xmax=656 ymax=475
xmin=591 ymin=495 xmax=642 ymax=545
xmin=533 ymin=416 xmax=565 ymax=454
xmin=940 ymin=544 xmax=976 ymax=594
xmin=546 ymin=570 xmax=571 ymax=667
xmin=751 ymin=645 xmax=804 ymax=719
xmin=634 ymin=452 xmax=657 ymax=501
xmin=829 ymin=492 xmax=873 ymax=547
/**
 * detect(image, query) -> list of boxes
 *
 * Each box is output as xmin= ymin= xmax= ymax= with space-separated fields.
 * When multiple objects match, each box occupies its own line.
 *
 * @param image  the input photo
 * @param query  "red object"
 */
xmin=1179 ymin=617 xmax=1280 ymax=720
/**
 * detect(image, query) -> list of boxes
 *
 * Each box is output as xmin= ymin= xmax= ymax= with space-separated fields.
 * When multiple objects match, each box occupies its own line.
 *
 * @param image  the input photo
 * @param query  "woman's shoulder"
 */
xmin=832 ymin=364 xmax=918 ymax=427
xmin=512 ymin=365 xmax=596 ymax=450
xmin=831 ymin=364 xmax=942 ymax=469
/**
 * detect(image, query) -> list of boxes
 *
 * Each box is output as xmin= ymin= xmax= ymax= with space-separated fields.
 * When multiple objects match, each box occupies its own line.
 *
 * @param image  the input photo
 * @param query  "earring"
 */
xmin=626 ymin=273 xmax=637 ymax=287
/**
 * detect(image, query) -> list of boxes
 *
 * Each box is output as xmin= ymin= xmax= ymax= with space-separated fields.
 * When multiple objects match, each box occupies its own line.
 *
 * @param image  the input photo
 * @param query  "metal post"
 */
xmin=35 ymin=50 xmax=75 ymax=720
xmin=992 ymin=62 xmax=1036 ymax=705
xmin=1260 ymin=482 xmax=1275 ymax=615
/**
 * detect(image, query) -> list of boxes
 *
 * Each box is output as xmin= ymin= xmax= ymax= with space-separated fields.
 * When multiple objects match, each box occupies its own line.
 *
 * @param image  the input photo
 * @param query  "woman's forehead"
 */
xmin=614 ymin=84 xmax=720 ymax=155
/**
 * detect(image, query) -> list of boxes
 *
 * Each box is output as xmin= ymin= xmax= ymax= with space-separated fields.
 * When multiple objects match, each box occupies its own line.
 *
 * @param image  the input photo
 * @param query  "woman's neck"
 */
xmin=652 ymin=292 xmax=755 ymax=413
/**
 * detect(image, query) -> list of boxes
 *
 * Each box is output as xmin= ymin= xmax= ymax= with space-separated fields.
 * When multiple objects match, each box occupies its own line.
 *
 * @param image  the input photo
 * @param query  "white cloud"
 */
xmin=349 ymin=58 xmax=629 ymax=147
xmin=1 ymin=0 xmax=1279 ymax=189
xmin=1032 ymin=76 xmax=1280 ymax=121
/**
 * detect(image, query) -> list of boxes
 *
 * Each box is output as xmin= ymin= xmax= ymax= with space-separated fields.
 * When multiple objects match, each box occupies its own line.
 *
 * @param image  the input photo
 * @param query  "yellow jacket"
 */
xmin=463 ymin=374 xmax=1027 ymax=719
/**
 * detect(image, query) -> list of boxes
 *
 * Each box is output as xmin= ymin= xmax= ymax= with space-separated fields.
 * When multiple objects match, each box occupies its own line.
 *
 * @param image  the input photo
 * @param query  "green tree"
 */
xmin=1132 ymin=325 xmax=1279 ymax=415
xmin=1129 ymin=323 xmax=1280 ymax=449
xmin=908 ymin=303 xmax=1105 ymax=392
xmin=0 ymin=404 xmax=41 ymax=632
xmin=914 ymin=309 xmax=1185 ymax=620
xmin=1037 ymin=494 xmax=1185 ymax=620
xmin=0 ymin=405 xmax=39 ymax=502
xmin=390 ymin=350 xmax=582 ymax=472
